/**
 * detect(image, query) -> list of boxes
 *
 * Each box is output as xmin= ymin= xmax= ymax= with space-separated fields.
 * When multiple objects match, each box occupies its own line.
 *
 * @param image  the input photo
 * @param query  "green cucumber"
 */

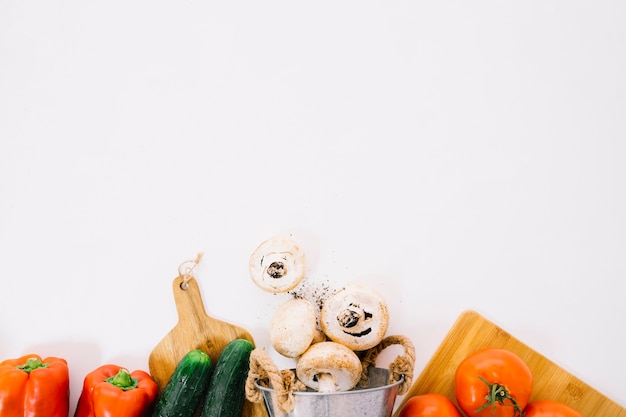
xmin=152 ymin=349 xmax=213 ymax=417
xmin=201 ymin=338 xmax=255 ymax=417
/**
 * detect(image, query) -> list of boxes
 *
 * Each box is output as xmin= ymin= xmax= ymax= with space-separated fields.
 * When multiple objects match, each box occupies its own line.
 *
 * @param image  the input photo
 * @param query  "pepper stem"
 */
xmin=106 ymin=368 xmax=139 ymax=391
xmin=16 ymin=358 xmax=49 ymax=373
xmin=474 ymin=376 xmax=524 ymax=417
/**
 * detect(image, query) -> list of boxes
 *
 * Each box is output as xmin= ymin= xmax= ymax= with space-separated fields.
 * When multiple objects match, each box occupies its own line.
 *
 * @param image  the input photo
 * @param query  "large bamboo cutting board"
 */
xmin=394 ymin=310 xmax=625 ymax=417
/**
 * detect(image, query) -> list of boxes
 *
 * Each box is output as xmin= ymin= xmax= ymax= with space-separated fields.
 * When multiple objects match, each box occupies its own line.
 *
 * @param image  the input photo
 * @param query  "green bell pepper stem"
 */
xmin=16 ymin=358 xmax=49 ymax=373
xmin=105 ymin=368 xmax=139 ymax=390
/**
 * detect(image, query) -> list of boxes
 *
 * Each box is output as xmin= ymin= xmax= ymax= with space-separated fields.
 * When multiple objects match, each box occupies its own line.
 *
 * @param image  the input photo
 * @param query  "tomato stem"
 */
xmin=475 ymin=376 xmax=524 ymax=417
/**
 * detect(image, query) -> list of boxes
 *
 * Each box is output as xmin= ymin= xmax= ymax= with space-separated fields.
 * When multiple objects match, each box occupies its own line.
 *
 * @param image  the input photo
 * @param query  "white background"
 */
xmin=1 ymin=1 xmax=625 ymax=415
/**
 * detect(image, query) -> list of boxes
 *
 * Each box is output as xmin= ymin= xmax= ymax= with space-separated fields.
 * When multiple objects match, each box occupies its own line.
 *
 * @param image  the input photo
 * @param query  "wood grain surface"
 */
xmin=394 ymin=310 xmax=625 ymax=417
xmin=148 ymin=275 xmax=267 ymax=417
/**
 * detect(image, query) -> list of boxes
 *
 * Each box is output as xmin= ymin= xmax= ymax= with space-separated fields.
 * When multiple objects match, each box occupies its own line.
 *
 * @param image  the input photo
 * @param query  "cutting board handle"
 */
xmin=172 ymin=275 xmax=210 ymax=330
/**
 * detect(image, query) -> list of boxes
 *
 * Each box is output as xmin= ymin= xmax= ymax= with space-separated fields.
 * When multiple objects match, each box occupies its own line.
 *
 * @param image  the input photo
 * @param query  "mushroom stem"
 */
xmin=316 ymin=373 xmax=336 ymax=393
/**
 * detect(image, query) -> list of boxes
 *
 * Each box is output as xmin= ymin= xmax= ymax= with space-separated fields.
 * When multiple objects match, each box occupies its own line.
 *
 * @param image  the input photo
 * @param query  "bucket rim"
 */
xmin=253 ymin=367 xmax=404 ymax=397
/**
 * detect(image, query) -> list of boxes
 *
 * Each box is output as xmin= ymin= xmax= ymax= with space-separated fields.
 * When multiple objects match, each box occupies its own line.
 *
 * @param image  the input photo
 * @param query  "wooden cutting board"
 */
xmin=149 ymin=274 xmax=268 ymax=417
xmin=394 ymin=310 xmax=626 ymax=417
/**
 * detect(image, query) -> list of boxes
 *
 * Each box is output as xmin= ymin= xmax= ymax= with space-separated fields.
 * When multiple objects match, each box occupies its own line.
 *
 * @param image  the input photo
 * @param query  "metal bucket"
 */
xmin=255 ymin=367 xmax=403 ymax=417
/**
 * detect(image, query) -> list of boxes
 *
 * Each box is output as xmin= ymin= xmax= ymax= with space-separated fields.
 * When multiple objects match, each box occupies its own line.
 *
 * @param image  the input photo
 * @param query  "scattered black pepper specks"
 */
xmin=289 ymin=278 xmax=337 ymax=312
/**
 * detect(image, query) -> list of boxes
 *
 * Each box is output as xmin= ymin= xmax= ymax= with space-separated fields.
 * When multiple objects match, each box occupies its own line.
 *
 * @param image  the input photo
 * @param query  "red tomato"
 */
xmin=454 ymin=348 xmax=533 ymax=417
xmin=398 ymin=393 xmax=463 ymax=417
xmin=524 ymin=400 xmax=583 ymax=417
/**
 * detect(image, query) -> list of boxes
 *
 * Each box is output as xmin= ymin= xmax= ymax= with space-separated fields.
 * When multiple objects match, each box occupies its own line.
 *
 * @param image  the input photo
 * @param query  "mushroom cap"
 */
xmin=311 ymin=328 xmax=327 ymax=345
xmin=270 ymin=298 xmax=318 ymax=358
xmin=296 ymin=341 xmax=362 ymax=392
xmin=320 ymin=284 xmax=389 ymax=351
xmin=249 ymin=237 xmax=306 ymax=293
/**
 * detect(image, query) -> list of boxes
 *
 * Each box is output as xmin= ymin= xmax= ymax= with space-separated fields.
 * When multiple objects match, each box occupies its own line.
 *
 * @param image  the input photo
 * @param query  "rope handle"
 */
xmin=245 ymin=348 xmax=304 ymax=414
xmin=358 ymin=334 xmax=416 ymax=395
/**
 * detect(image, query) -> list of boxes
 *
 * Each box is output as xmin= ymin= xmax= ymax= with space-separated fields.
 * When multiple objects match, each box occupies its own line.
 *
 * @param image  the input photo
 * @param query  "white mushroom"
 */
xmin=270 ymin=298 xmax=318 ymax=358
xmin=296 ymin=341 xmax=362 ymax=392
xmin=320 ymin=284 xmax=389 ymax=351
xmin=249 ymin=237 xmax=306 ymax=293
xmin=311 ymin=328 xmax=327 ymax=345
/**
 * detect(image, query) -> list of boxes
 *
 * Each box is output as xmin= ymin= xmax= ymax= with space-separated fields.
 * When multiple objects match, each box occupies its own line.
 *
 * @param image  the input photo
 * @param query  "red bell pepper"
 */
xmin=74 ymin=364 xmax=158 ymax=417
xmin=0 ymin=353 xmax=70 ymax=417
